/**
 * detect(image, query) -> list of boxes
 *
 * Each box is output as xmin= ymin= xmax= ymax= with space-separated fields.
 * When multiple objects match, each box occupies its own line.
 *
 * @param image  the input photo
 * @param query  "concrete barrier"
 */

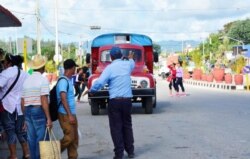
xmin=183 ymin=79 xmax=250 ymax=91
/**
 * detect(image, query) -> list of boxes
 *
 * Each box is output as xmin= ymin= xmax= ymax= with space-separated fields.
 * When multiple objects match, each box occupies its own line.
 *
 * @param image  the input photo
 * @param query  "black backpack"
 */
xmin=49 ymin=77 xmax=69 ymax=122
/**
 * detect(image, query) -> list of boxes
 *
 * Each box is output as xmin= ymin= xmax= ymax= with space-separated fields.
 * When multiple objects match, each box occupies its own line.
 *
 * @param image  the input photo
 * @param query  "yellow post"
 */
xmin=246 ymin=74 xmax=250 ymax=91
xmin=23 ymin=39 xmax=27 ymax=71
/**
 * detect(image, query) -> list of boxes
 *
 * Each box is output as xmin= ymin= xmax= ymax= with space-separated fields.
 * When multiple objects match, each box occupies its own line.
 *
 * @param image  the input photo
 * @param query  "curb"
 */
xmin=184 ymin=79 xmax=250 ymax=91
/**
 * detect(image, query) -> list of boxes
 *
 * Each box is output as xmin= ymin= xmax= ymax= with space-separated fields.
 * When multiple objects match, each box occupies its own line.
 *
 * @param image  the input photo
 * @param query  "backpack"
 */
xmin=49 ymin=77 xmax=69 ymax=122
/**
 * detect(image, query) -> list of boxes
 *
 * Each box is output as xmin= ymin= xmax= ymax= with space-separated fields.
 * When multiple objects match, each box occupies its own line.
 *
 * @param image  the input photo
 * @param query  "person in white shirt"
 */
xmin=21 ymin=54 xmax=52 ymax=159
xmin=0 ymin=53 xmax=29 ymax=159
xmin=176 ymin=62 xmax=186 ymax=96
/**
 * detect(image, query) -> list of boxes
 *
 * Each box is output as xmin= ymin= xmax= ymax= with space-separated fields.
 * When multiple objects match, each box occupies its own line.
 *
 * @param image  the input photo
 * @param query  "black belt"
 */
xmin=27 ymin=105 xmax=41 ymax=108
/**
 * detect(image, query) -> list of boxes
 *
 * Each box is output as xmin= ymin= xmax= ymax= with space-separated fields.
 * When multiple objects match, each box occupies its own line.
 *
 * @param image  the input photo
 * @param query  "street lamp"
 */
xmin=90 ymin=26 xmax=101 ymax=30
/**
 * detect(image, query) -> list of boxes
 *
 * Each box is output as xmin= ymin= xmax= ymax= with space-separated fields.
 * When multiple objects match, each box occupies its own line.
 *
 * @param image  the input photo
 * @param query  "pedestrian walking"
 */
xmin=168 ymin=63 xmax=178 ymax=96
xmin=0 ymin=53 xmax=30 ymax=159
xmin=57 ymin=59 xmax=79 ymax=159
xmin=21 ymin=54 xmax=52 ymax=159
xmin=89 ymin=46 xmax=135 ymax=159
xmin=176 ymin=61 xmax=186 ymax=95
xmin=74 ymin=68 xmax=84 ymax=102
xmin=81 ymin=65 xmax=90 ymax=97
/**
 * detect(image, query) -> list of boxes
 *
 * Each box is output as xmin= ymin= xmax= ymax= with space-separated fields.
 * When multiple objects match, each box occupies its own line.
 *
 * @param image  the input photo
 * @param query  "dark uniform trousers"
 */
xmin=108 ymin=98 xmax=134 ymax=158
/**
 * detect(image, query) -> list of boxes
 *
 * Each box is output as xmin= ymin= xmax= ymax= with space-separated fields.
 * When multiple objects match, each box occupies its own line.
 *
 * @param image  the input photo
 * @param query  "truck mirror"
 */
xmin=86 ymin=53 xmax=91 ymax=64
xmin=153 ymin=52 xmax=159 ymax=62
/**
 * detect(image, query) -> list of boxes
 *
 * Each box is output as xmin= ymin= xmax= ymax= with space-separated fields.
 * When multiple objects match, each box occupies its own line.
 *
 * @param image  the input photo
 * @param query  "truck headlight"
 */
xmin=140 ymin=80 xmax=148 ymax=88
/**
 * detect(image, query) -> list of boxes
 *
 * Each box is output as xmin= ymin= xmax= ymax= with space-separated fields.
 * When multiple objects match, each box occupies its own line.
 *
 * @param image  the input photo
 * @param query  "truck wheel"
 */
xmin=100 ymin=102 xmax=106 ymax=109
xmin=153 ymin=94 xmax=156 ymax=108
xmin=91 ymin=99 xmax=99 ymax=115
xmin=144 ymin=97 xmax=153 ymax=114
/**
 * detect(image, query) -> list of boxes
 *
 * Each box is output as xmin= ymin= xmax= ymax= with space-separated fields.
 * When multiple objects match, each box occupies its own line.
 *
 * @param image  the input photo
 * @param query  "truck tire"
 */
xmin=153 ymin=90 xmax=156 ymax=108
xmin=144 ymin=97 xmax=153 ymax=114
xmin=91 ymin=99 xmax=99 ymax=115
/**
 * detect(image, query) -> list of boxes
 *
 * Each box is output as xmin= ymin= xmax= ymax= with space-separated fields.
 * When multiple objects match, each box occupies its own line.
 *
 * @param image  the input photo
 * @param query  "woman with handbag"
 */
xmin=0 ymin=53 xmax=30 ymax=159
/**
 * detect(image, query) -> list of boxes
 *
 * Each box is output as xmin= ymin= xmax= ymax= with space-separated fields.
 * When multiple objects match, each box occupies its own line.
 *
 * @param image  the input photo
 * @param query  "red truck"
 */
xmin=88 ymin=33 xmax=158 ymax=115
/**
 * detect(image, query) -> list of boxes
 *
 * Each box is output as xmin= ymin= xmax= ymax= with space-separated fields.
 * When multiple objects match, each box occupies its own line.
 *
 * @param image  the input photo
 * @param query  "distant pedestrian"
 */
xmin=81 ymin=65 xmax=90 ymax=97
xmin=168 ymin=63 xmax=178 ymax=96
xmin=74 ymin=68 xmax=83 ymax=102
xmin=57 ymin=59 xmax=79 ymax=159
xmin=176 ymin=62 xmax=186 ymax=95
xmin=0 ymin=53 xmax=30 ymax=159
xmin=89 ymin=46 xmax=135 ymax=159
xmin=21 ymin=54 xmax=52 ymax=159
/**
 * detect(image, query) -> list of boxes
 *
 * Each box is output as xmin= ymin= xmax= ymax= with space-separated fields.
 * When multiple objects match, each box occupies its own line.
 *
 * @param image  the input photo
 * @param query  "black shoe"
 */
xmin=128 ymin=153 xmax=135 ymax=158
xmin=113 ymin=156 xmax=123 ymax=159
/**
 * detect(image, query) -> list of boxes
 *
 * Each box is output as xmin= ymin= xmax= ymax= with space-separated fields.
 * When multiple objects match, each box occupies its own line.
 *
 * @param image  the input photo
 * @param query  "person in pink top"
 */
xmin=167 ymin=63 xmax=178 ymax=96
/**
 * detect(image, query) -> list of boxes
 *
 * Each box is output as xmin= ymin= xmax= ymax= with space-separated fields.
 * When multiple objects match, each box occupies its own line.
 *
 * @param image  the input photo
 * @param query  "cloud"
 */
xmin=1 ymin=0 xmax=250 ymax=43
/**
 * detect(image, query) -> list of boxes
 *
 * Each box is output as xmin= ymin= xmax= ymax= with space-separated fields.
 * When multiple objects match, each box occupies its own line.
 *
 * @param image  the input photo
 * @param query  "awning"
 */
xmin=0 ymin=5 xmax=22 ymax=27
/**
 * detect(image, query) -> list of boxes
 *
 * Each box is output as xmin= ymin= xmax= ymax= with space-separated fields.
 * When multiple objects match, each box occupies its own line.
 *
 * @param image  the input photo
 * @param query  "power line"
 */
xmin=40 ymin=20 xmax=55 ymax=37
xmin=59 ymin=20 xmax=217 ymax=34
xmin=46 ymin=6 xmax=249 ymax=12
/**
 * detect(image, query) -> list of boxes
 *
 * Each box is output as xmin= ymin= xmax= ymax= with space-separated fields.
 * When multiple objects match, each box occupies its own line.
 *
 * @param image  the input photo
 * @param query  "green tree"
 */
xmin=153 ymin=43 xmax=161 ymax=54
xmin=62 ymin=43 xmax=77 ymax=60
xmin=189 ymin=48 xmax=202 ymax=68
xmin=228 ymin=19 xmax=250 ymax=44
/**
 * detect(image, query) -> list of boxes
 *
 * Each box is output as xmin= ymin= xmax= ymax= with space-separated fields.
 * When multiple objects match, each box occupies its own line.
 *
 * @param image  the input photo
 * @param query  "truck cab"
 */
xmin=88 ymin=33 xmax=158 ymax=115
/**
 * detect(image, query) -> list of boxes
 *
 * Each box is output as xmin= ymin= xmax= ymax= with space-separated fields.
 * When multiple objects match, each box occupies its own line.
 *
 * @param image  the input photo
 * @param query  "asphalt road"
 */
xmin=1 ymin=76 xmax=250 ymax=159
xmin=61 ymin=77 xmax=250 ymax=159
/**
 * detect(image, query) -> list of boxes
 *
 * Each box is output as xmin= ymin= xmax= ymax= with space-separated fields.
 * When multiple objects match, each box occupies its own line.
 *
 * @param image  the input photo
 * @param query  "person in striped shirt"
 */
xmin=21 ymin=54 xmax=52 ymax=159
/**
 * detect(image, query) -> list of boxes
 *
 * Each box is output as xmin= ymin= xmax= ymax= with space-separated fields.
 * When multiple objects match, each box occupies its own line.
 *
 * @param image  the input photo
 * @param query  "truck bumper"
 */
xmin=88 ymin=88 xmax=155 ymax=99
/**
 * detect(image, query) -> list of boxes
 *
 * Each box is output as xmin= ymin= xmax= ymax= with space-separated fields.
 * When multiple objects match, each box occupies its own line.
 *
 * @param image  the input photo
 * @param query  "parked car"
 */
xmin=158 ymin=66 xmax=169 ymax=79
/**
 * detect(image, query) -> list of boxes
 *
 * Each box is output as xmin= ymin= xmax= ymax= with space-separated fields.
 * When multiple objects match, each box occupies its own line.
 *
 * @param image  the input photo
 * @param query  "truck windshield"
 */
xmin=101 ymin=48 xmax=142 ymax=62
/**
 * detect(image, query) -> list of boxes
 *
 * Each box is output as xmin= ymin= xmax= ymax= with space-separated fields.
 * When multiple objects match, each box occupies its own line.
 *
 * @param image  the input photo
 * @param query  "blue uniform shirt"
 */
xmin=56 ymin=76 xmax=76 ymax=115
xmin=90 ymin=59 xmax=135 ymax=99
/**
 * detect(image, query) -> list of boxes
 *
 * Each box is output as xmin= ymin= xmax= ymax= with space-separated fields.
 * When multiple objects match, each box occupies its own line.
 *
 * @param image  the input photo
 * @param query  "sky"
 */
xmin=1 ymin=0 xmax=250 ymax=44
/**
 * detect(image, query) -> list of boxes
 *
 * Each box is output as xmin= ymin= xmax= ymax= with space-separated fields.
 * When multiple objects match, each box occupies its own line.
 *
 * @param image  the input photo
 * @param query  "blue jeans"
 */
xmin=24 ymin=106 xmax=47 ymax=159
xmin=0 ymin=110 xmax=27 ymax=144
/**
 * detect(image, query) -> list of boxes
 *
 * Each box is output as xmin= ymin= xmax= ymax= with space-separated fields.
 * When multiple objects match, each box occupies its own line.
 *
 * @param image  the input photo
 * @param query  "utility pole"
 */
xmin=55 ymin=0 xmax=58 ymax=57
xmin=182 ymin=40 xmax=184 ymax=54
xmin=53 ymin=0 xmax=62 ymax=65
xmin=36 ymin=0 xmax=41 ymax=55
xmin=9 ymin=37 xmax=12 ymax=53
xmin=15 ymin=28 xmax=18 ymax=55
xmin=68 ymin=45 xmax=70 ymax=59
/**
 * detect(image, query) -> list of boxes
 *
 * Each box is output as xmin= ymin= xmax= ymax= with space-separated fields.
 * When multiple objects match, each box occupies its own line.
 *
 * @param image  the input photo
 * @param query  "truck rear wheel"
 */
xmin=153 ymin=88 xmax=156 ymax=108
xmin=91 ymin=99 xmax=99 ymax=115
xmin=143 ymin=97 xmax=153 ymax=114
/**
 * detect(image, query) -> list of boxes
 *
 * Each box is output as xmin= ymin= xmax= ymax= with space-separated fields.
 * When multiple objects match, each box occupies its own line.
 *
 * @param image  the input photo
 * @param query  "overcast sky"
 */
xmin=1 ymin=0 xmax=250 ymax=43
